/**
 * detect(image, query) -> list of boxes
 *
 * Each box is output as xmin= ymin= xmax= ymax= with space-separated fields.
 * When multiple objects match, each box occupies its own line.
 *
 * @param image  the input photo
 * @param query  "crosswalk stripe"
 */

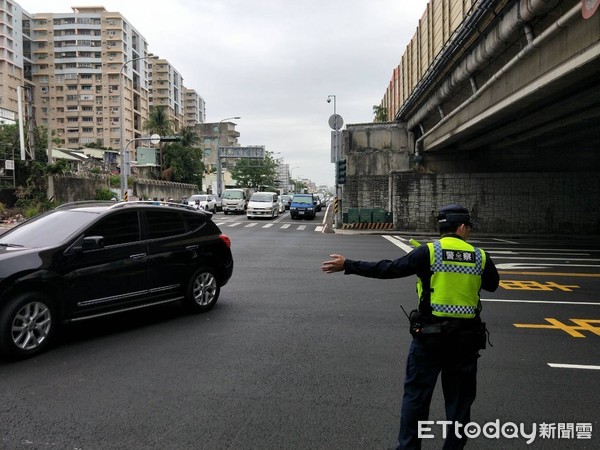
xmin=297 ymin=225 xmax=306 ymax=230
xmin=280 ymin=224 xmax=290 ymax=229
xmin=315 ymin=226 xmax=324 ymax=232
xmin=245 ymin=223 xmax=257 ymax=228
xmin=228 ymin=222 xmax=241 ymax=227
xmin=263 ymin=223 xmax=274 ymax=228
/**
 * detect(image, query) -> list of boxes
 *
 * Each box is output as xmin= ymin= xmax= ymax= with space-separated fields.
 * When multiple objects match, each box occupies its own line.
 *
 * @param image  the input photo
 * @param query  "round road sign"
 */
xmin=328 ymin=114 xmax=344 ymax=131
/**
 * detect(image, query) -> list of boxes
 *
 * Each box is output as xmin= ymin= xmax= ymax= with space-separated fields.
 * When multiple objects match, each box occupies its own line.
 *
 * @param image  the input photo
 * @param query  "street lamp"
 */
xmin=327 ymin=95 xmax=336 ymax=116
xmin=327 ymin=94 xmax=341 ymax=228
xmin=215 ymin=116 xmax=240 ymax=196
xmin=119 ymin=53 xmax=157 ymax=199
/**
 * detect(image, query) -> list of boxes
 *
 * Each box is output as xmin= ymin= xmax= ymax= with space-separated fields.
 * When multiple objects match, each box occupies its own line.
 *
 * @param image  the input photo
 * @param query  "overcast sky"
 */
xmin=19 ymin=0 xmax=429 ymax=186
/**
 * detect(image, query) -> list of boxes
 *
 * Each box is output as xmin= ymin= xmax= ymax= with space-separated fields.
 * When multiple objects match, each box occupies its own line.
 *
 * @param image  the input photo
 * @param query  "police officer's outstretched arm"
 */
xmin=321 ymin=254 xmax=346 ymax=273
xmin=481 ymin=252 xmax=500 ymax=292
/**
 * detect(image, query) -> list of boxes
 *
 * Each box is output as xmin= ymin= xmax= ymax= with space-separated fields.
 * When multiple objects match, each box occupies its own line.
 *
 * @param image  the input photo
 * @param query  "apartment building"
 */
xmin=184 ymin=87 xmax=205 ymax=128
xmin=0 ymin=0 xmax=33 ymax=125
xmin=29 ymin=5 xmax=153 ymax=165
xmin=0 ymin=2 xmax=209 ymax=176
xmin=149 ymin=56 xmax=185 ymax=132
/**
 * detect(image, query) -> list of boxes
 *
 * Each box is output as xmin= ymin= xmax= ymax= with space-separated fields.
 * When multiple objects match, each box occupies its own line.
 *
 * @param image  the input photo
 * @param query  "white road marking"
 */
xmin=382 ymin=235 xmax=414 ymax=253
xmin=548 ymin=363 xmax=600 ymax=370
xmin=492 ymin=237 xmax=518 ymax=244
xmin=245 ymin=223 xmax=257 ymax=228
xmin=280 ymin=224 xmax=290 ymax=229
xmin=297 ymin=225 xmax=307 ymax=230
xmin=262 ymin=223 xmax=274 ymax=228
xmin=481 ymin=298 xmax=600 ymax=306
xmin=315 ymin=226 xmax=324 ymax=232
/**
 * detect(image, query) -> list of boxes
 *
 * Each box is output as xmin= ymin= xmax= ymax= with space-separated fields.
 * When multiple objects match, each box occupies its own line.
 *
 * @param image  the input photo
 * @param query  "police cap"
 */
xmin=437 ymin=204 xmax=473 ymax=227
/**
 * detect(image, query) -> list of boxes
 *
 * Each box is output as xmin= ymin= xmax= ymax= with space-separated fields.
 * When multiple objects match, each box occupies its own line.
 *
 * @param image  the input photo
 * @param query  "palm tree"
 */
xmin=143 ymin=106 xmax=174 ymax=176
xmin=143 ymin=106 xmax=174 ymax=136
xmin=178 ymin=126 xmax=200 ymax=147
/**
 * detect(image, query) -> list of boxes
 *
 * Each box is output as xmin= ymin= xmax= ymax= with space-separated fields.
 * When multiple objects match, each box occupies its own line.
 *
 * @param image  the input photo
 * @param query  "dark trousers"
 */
xmin=396 ymin=336 xmax=479 ymax=450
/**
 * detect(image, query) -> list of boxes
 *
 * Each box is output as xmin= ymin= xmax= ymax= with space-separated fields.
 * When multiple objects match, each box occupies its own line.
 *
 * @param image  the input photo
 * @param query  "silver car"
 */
xmin=188 ymin=194 xmax=217 ymax=213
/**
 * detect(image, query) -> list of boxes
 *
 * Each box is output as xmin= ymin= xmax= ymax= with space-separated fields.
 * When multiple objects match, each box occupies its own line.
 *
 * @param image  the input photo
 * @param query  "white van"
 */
xmin=222 ymin=188 xmax=250 ymax=214
xmin=246 ymin=191 xmax=279 ymax=219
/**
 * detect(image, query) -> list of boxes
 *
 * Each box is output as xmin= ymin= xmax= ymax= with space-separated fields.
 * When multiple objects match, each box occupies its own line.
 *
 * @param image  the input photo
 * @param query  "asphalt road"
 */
xmin=1 ymin=211 xmax=598 ymax=449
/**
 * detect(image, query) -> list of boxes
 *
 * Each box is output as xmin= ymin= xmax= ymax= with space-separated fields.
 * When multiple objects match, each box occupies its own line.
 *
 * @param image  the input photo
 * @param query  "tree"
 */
xmin=143 ymin=107 xmax=174 ymax=178
xmin=161 ymin=143 xmax=204 ymax=187
xmin=143 ymin=106 xmax=174 ymax=136
xmin=158 ymin=126 xmax=204 ymax=187
xmin=230 ymin=152 xmax=278 ymax=190
xmin=373 ymin=105 xmax=388 ymax=123
xmin=178 ymin=126 xmax=200 ymax=147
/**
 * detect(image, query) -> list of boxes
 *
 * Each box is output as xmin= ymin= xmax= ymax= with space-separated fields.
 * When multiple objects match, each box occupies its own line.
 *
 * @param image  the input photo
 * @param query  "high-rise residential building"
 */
xmin=1 ymin=1 xmax=209 ymax=175
xmin=0 ymin=1 xmax=33 ymax=125
xmin=149 ymin=56 xmax=184 ymax=132
xmin=183 ymin=87 xmax=205 ymax=127
xmin=29 ymin=6 xmax=152 ymax=161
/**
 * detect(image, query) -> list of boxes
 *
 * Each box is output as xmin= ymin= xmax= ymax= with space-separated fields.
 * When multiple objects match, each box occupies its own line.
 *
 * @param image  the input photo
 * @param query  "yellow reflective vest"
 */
xmin=417 ymin=236 xmax=486 ymax=319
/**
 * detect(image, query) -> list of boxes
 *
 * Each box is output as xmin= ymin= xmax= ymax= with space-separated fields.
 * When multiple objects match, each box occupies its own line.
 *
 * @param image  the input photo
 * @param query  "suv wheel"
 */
xmin=184 ymin=268 xmax=220 ymax=313
xmin=0 ymin=292 xmax=55 ymax=360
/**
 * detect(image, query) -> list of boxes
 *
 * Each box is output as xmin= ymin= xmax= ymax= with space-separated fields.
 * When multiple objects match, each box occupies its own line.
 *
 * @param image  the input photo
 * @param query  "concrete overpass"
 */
xmin=341 ymin=0 xmax=599 ymax=235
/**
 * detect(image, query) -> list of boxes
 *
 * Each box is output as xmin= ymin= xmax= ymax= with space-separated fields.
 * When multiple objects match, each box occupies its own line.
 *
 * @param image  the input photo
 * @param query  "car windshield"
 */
xmin=0 ymin=210 xmax=100 ymax=248
xmin=292 ymin=196 xmax=312 ymax=205
xmin=223 ymin=191 xmax=243 ymax=200
xmin=190 ymin=195 xmax=208 ymax=202
xmin=250 ymin=194 xmax=273 ymax=202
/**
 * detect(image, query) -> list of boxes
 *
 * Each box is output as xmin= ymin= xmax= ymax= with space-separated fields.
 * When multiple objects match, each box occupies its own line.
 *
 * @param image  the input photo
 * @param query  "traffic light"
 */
xmin=336 ymin=159 xmax=347 ymax=184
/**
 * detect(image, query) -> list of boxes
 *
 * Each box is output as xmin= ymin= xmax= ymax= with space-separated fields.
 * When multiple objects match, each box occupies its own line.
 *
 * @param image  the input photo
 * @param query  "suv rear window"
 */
xmin=145 ymin=210 xmax=187 ymax=239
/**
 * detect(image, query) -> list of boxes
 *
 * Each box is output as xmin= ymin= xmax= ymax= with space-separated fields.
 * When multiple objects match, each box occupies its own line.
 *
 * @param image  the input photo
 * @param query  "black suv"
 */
xmin=0 ymin=201 xmax=234 ymax=360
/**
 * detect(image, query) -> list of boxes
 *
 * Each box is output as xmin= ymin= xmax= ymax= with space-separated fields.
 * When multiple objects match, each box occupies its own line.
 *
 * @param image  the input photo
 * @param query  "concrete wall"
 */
xmin=341 ymin=123 xmax=600 ymax=235
xmin=50 ymin=176 xmax=197 ymax=203
xmin=392 ymin=172 xmax=600 ymax=235
xmin=345 ymin=122 xmax=411 ymax=176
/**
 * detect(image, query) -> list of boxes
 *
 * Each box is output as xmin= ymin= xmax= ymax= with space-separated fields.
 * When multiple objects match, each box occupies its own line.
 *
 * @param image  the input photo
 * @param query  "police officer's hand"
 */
xmin=321 ymin=254 xmax=345 ymax=273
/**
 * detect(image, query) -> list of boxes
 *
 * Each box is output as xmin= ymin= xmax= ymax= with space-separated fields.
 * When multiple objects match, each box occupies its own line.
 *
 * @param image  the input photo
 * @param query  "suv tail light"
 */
xmin=219 ymin=234 xmax=231 ymax=248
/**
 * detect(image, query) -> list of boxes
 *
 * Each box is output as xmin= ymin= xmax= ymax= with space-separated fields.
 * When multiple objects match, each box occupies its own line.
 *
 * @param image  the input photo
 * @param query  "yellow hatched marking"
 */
xmin=500 ymin=280 xmax=579 ymax=291
xmin=514 ymin=318 xmax=600 ymax=338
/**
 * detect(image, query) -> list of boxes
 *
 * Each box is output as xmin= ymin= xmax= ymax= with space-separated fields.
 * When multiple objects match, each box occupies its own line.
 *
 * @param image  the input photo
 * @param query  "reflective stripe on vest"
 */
xmin=427 ymin=238 xmax=485 ymax=319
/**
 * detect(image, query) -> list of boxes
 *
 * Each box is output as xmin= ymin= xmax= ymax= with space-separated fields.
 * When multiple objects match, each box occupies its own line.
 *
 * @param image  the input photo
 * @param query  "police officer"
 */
xmin=321 ymin=204 xmax=499 ymax=449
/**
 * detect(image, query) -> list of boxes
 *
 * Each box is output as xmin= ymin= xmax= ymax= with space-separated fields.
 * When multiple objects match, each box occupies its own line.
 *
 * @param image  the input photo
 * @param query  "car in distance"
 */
xmin=188 ymin=194 xmax=217 ymax=213
xmin=213 ymin=195 xmax=223 ymax=212
xmin=316 ymin=193 xmax=327 ymax=209
xmin=246 ymin=191 xmax=280 ymax=219
xmin=280 ymin=194 xmax=293 ymax=210
xmin=222 ymin=188 xmax=250 ymax=214
xmin=289 ymin=193 xmax=317 ymax=220
xmin=277 ymin=196 xmax=286 ymax=213
xmin=0 ymin=201 xmax=233 ymax=360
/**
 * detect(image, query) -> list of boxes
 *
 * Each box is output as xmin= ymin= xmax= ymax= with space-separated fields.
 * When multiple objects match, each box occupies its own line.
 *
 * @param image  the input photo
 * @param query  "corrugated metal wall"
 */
xmin=380 ymin=0 xmax=476 ymax=120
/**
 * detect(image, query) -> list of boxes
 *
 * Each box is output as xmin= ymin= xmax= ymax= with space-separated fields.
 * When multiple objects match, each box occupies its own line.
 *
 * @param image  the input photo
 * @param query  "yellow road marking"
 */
xmin=500 ymin=280 xmax=579 ymax=291
xmin=514 ymin=318 xmax=600 ymax=338
xmin=499 ymin=271 xmax=600 ymax=277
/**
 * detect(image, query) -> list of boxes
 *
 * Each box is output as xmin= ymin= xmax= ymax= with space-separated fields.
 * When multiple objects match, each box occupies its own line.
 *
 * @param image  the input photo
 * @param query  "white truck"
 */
xmin=222 ymin=188 xmax=250 ymax=214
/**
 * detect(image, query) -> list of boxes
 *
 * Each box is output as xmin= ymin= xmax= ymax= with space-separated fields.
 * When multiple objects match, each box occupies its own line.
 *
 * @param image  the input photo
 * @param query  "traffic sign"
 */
xmin=328 ymin=114 xmax=344 ymax=131
xmin=150 ymin=134 xmax=161 ymax=145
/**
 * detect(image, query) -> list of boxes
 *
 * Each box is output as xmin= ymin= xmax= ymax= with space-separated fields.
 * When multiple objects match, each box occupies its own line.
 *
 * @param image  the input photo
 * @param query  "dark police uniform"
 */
xmin=342 ymin=208 xmax=499 ymax=449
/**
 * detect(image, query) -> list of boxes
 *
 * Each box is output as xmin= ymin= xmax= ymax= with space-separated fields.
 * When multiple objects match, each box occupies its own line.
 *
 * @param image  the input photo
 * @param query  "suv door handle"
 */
xmin=186 ymin=245 xmax=199 ymax=251
xmin=130 ymin=253 xmax=147 ymax=260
